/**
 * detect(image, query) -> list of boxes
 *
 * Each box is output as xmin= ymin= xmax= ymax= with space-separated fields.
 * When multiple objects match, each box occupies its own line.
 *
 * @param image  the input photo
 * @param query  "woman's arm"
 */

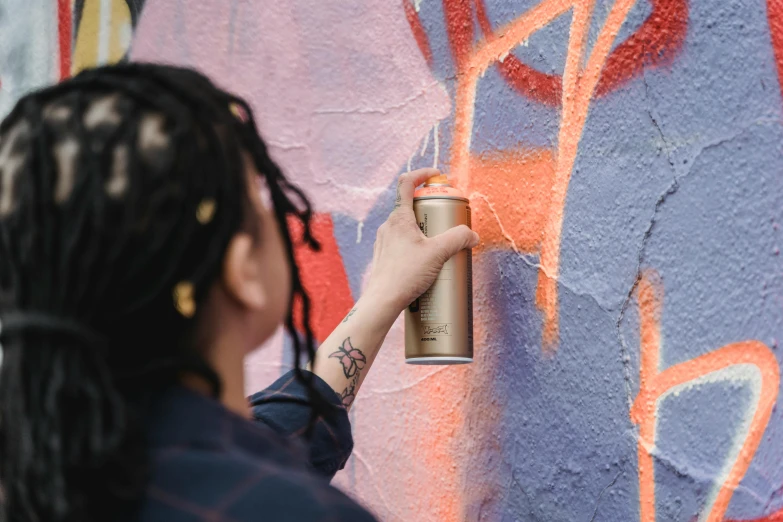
xmin=248 ymin=168 xmax=478 ymax=478
xmin=308 ymin=293 xmax=396 ymax=409
xmin=309 ymin=168 xmax=479 ymax=408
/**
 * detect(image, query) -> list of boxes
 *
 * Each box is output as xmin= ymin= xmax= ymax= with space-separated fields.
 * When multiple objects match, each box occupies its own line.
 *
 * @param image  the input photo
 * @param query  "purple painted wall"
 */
xmin=3 ymin=1 xmax=783 ymax=520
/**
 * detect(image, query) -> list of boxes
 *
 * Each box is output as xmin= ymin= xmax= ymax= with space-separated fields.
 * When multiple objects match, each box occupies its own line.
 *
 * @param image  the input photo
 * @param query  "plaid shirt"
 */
xmin=135 ymin=371 xmax=376 ymax=522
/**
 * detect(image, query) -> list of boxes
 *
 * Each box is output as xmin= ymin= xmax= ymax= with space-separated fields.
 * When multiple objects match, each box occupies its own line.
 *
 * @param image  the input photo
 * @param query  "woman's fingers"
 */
xmin=393 ymin=168 xmax=440 ymax=212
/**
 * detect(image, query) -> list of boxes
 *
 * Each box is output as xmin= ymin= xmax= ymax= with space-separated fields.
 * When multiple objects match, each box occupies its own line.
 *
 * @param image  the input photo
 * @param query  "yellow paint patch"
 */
xmin=72 ymin=0 xmax=132 ymax=75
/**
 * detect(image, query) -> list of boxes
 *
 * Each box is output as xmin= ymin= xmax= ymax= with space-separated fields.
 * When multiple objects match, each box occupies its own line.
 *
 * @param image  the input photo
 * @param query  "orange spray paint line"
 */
xmin=417 ymin=364 xmax=470 ymax=521
xmin=538 ymin=0 xmax=637 ymax=352
xmin=449 ymin=0 xmax=638 ymax=352
xmin=631 ymin=270 xmax=780 ymax=522
xmin=450 ymin=0 xmax=572 ymax=187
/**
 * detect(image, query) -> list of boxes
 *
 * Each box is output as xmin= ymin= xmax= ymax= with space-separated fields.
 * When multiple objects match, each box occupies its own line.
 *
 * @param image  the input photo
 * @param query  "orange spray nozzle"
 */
xmin=425 ymin=174 xmax=450 ymax=185
xmin=414 ymin=172 xmax=465 ymax=198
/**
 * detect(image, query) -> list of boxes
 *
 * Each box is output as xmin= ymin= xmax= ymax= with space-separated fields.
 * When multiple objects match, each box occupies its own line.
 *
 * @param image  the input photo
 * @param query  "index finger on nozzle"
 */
xmin=395 ymin=168 xmax=441 ymax=210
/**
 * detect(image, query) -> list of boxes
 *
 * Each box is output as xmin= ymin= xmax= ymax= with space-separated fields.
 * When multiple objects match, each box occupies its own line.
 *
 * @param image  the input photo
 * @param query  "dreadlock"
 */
xmin=0 ymin=63 xmax=329 ymax=522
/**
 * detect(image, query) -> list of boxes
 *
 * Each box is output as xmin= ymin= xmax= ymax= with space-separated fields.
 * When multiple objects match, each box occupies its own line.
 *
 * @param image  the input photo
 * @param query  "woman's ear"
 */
xmin=221 ymin=232 xmax=268 ymax=311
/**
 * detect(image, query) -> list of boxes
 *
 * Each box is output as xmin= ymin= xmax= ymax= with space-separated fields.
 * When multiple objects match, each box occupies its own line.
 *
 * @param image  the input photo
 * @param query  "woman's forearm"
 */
xmin=309 ymin=292 xmax=399 ymax=409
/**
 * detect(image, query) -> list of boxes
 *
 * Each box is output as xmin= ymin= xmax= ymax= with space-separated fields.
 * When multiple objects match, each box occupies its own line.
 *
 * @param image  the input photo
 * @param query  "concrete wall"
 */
xmin=2 ymin=1 xmax=783 ymax=520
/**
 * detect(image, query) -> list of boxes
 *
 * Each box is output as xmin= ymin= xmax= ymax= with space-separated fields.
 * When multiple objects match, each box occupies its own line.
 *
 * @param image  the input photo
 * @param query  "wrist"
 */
xmin=355 ymin=287 xmax=403 ymax=329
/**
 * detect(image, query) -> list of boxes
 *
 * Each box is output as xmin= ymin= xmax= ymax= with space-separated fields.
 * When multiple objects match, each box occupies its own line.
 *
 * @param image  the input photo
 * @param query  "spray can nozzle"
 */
xmin=424 ymin=174 xmax=450 ymax=186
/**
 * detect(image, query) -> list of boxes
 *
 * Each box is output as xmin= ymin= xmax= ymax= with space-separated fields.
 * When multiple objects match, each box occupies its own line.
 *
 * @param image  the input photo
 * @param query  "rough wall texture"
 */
xmin=2 ymin=1 xmax=783 ymax=521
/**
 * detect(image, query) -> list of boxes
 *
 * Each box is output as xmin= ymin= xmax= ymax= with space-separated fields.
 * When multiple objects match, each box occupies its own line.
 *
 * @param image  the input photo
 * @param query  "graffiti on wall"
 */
xmin=2 ymin=0 xmax=783 ymax=520
xmin=632 ymin=271 xmax=779 ymax=522
xmin=0 ymin=0 xmax=143 ymax=116
xmin=405 ymin=0 xmax=688 ymax=351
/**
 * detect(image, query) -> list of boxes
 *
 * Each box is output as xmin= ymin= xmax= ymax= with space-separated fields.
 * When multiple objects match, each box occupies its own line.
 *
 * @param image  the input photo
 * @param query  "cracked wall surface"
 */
xmin=3 ymin=0 xmax=783 ymax=521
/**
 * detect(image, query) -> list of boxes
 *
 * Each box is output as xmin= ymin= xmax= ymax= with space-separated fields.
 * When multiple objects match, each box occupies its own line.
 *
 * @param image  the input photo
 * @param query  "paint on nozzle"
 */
xmin=405 ymin=173 xmax=474 ymax=364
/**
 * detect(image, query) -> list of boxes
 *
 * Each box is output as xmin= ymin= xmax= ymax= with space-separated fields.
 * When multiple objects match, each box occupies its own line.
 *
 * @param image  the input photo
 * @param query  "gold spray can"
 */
xmin=405 ymin=174 xmax=473 ymax=364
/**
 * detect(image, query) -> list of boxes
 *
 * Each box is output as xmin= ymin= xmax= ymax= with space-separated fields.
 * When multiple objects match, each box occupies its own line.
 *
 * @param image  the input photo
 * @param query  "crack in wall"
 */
xmin=470 ymin=190 xmax=532 ymax=262
xmin=511 ymin=469 xmax=545 ymax=522
xmin=619 ymin=426 xmax=774 ymax=512
xmin=642 ymin=65 xmax=675 ymax=169
xmin=504 ymin=461 xmax=626 ymax=522
xmin=615 ymin=97 xmax=782 ymax=412
xmin=470 ymin=190 xmax=614 ymax=318
xmin=650 ymin=445 xmax=772 ymax=510
xmin=615 ymin=63 xmax=682 ymax=411
xmin=613 ymin=114 xmax=783 ymax=511
xmin=588 ymin=467 xmax=624 ymax=522
xmin=760 ymin=482 xmax=783 ymax=515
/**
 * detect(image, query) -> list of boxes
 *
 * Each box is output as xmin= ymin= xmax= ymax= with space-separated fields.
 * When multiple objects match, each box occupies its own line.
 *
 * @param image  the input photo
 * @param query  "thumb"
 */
xmin=430 ymin=225 xmax=479 ymax=261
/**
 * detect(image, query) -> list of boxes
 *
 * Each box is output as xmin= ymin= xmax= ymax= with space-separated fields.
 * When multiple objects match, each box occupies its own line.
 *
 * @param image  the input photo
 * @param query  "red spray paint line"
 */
xmin=413 ymin=0 xmax=688 ymax=107
xmin=403 ymin=0 xmax=434 ymax=67
xmin=472 ymin=0 xmax=687 ymax=105
xmin=58 ymin=0 xmax=72 ymax=80
xmin=767 ymin=0 xmax=783 ymax=96
xmin=289 ymin=213 xmax=354 ymax=344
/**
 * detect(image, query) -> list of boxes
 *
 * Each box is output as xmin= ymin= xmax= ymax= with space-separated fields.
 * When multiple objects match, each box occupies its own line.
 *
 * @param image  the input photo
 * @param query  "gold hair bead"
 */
xmin=229 ymin=102 xmax=245 ymax=122
xmin=173 ymin=281 xmax=196 ymax=318
xmin=196 ymin=199 xmax=216 ymax=224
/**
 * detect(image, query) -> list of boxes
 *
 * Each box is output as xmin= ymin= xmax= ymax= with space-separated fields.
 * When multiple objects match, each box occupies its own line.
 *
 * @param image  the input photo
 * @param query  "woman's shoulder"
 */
xmin=140 ymin=448 xmax=377 ymax=522
xmin=223 ymin=466 xmax=378 ymax=522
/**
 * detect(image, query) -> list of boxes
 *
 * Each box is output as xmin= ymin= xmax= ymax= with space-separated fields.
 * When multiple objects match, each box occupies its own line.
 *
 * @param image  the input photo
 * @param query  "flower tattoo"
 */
xmin=329 ymin=337 xmax=366 ymax=379
xmin=340 ymin=375 xmax=359 ymax=408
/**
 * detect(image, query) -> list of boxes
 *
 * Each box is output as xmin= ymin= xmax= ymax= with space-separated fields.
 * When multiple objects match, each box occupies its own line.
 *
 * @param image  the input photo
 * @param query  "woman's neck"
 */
xmin=181 ymin=341 xmax=249 ymax=418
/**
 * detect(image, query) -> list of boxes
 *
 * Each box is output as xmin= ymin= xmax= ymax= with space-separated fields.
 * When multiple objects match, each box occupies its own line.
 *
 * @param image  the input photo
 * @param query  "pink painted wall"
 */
xmin=130 ymin=3 xmax=469 ymax=520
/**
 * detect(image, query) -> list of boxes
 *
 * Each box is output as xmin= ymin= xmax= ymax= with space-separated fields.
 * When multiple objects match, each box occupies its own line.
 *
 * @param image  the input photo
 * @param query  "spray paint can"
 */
xmin=405 ymin=174 xmax=473 ymax=364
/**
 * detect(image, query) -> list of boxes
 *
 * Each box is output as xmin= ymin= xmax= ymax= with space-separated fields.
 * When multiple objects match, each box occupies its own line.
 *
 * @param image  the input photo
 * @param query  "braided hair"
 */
xmin=0 ymin=63 xmax=326 ymax=521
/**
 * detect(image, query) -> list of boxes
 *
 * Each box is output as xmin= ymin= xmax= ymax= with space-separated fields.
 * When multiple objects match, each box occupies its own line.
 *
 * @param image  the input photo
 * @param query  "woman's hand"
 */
xmin=310 ymin=168 xmax=478 ymax=408
xmin=363 ymin=168 xmax=480 ymax=316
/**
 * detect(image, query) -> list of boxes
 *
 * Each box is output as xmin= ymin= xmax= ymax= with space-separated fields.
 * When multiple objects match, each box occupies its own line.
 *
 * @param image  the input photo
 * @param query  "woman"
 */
xmin=0 ymin=63 xmax=478 ymax=521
